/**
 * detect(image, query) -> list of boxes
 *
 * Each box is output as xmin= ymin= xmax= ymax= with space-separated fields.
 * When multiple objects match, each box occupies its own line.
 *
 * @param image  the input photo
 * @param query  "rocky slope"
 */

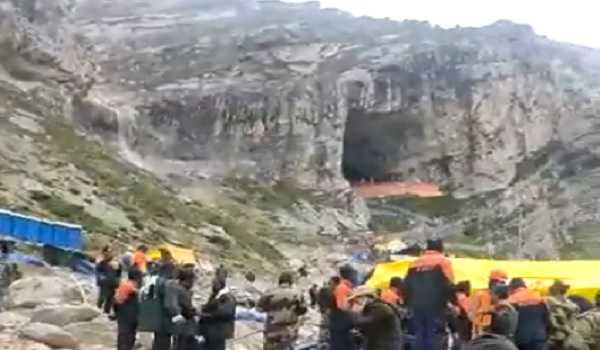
xmin=0 ymin=266 xmax=281 ymax=350
xmin=0 ymin=0 xmax=368 ymax=271
xmin=3 ymin=0 xmax=600 ymax=258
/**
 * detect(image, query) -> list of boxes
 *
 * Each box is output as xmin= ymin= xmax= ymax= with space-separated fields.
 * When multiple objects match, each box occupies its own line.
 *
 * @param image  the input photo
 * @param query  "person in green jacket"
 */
xmin=547 ymin=280 xmax=580 ymax=350
xmin=565 ymin=292 xmax=600 ymax=350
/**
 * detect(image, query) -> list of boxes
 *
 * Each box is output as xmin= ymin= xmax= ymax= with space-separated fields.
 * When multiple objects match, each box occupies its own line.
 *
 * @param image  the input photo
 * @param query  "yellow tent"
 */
xmin=148 ymin=244 xmax=196 ymax=265
xmin=367 ymin=258 xmax=600 ymax=300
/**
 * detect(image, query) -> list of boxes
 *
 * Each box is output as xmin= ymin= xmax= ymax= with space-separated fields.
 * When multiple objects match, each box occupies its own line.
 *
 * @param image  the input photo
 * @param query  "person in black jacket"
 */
xmin=152 ymin=268 xmax=197 ymax=350
xmin=199 ymin=279 xmax=237 ymax=350
xmin=508 ymin=278 xmax=550 ymax=350
xmin=96 ymin=246 xmax=121 ymax=314
xmin=168 ymin=268 xmax=198 ymax=350
xmin=405 ymin=239 xmax=455 ymax=350
xmin=115 ymin=268 xmax=143 ymax=350
xmin=318 ymin=276 xmax=340 ymax=343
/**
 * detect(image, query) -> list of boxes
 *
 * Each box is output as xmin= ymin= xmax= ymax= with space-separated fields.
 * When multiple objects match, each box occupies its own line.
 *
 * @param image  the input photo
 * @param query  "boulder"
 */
xmin=31 ymin=305 xmax=100 ymax=326
xmin=7 ymin=276 xmax=84 ymax=309
xmin=20 ymin=322 xmax=79 ymax=349
xmin=0 ymin=333 xmax=52 ymax=350
xmin=0 ymin=312 xmax=30 ymax=331
xmin=64 ymin=321 xmax=116 ymax=347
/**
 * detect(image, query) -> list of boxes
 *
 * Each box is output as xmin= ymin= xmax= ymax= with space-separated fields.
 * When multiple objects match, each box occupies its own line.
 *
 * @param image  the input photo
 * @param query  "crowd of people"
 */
xmin=3 ymin=235 xmax=600 ymax=350
xmin=313 ymin=239 xmax=600 ymax=350
xmin=91 ymin=237 xmax=600 ymax=350
xmin=95 ymin=244 xmax=239 ymax=350
xmin=95 ymin=244 xmax=311 ymax=350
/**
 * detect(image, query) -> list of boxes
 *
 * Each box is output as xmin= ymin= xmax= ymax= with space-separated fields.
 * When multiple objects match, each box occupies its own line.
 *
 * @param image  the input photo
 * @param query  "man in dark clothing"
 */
xmin=199 ymin=279 xmax=237 ymax=350
xmin=168 ymin=268 xmax=198 ymax=350
xmin=152 ymin=275 xmax=175 ymax=350
xmin=318 ymin=277 xmax=340 ymax=314
xmin=466 ymin=305 xmax=519 ymax=350
xmin=318 ymin=277 xmax=340 ymax=343
xmin=508 ymin=278 xmax=550 ymax=350
xmin=405 ymin=239 xmax=454 ymax=350
xmin=349 ymin=286 xmax=403 ymax=350
xmin=115 ymin=268 xmax=143 ymax=350
xmin=152 ymin=268 xmax=197 ymax=350
xmin=96 ymin=246 xmax=121 ymax=314
xmin=452 ymin=281 xmax=473 ymax=344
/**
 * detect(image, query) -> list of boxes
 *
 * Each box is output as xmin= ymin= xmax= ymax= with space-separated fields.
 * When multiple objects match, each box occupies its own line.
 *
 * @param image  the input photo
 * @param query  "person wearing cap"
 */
xmin=380 ymin=277 xmax=404 ymax=306
xmin=348 ymin=286 xmax=403 ymax=350
xmin=199 ymin=277 xmax=236 ymax=350
xmin=508 ymin=278 xmax=550 ymax=350
xmin=257 ymin=272 xmax=307 ymax=350
xmin=465 ymin=304 xmax=519 ymax=350
xmin=470 ymin=269 xmax=509 ymax=336
xmin=405 ymin=239 xmax=455 ymax=350
xmin=546 ymin=280 xmax=580 ymax=350
xmin=329 ymin=265 xmax=357 ymax=350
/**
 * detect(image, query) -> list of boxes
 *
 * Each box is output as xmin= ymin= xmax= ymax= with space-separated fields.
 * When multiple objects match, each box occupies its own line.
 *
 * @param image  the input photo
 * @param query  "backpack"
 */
xmin=137 ymin=276 xmax=165 ymax=332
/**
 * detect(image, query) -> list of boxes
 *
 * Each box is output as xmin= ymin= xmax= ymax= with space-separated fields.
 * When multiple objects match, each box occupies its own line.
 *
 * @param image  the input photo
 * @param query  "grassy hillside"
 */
xmin=0 ymin=83 xmax=331 ymax=271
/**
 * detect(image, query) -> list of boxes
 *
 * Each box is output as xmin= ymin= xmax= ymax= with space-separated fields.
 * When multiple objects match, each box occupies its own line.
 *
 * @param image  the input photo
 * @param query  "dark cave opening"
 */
xmin=342 ymin=108 xmax=424 ymax=182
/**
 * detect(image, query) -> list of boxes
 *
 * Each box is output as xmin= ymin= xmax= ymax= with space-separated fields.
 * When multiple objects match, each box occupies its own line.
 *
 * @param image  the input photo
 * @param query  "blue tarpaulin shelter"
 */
xmin=0 ymin=209 xmax=83 ymax=250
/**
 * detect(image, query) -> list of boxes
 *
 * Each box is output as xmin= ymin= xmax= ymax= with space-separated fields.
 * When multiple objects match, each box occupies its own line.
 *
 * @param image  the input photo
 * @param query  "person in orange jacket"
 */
xmin=114 ymin=268 xmax=143 ymax=350
xmin=329 ymin=264 xmax=356 ymax=350
xmin=405 ymin=239 xmax=455 ymax=350
xmin=470 ymin=269 xmax=509 ymax=336
xmin=132 ymin=245 xmax=149 ymax=274
xmin=381 ymin=277 xmax=404 ymax=305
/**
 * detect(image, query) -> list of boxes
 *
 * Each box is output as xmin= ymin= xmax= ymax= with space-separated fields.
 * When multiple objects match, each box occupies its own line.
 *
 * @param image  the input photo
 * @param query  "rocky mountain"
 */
xmin=3 ymin=0 xmax=600 ymax=259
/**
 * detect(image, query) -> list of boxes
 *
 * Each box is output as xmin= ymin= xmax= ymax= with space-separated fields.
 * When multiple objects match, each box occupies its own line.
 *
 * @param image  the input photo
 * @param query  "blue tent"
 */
xmin=0 ymin=209 xmax=83 ymax=250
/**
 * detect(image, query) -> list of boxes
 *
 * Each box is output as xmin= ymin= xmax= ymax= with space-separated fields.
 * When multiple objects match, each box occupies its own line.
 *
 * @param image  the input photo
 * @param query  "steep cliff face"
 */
xmin=72 ymin=1 xmax=600 ymax=197
xmin=5 ymin=0 xmax=600 ymax=258
xmin=0 ymin=0 xmax=368 ymax=270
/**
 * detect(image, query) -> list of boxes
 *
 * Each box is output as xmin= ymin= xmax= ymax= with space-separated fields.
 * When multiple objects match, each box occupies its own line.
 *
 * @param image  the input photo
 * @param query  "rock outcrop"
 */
xmin=31 ymin=305 xmax=100 ymax=327
xmin=64 ymin=321 xmax=116 ymax=348
xmin=70 ymin=1 xmax=600 ymax=195
xmin=7 ymin=276 xmax=84 ymax=309
xmin=20 ymin=322 xmax=79 ymax=349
